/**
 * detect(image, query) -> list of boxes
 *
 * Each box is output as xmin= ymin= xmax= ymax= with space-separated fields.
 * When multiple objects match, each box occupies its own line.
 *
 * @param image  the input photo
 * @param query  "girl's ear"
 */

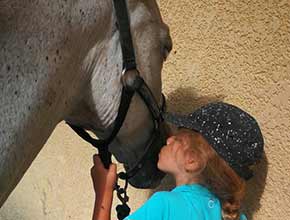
xmin=184 ymin=150 xmax=206 ymax=173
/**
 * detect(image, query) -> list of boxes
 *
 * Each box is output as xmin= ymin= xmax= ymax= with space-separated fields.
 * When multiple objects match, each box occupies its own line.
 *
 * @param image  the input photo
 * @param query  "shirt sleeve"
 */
xmin=124 ymin=192 xmax=168 ymax=220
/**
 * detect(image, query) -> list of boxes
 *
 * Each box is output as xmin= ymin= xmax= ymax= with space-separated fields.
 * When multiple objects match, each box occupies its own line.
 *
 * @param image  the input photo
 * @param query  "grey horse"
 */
xmin=0 ymin=0 xmax=172 ymax=207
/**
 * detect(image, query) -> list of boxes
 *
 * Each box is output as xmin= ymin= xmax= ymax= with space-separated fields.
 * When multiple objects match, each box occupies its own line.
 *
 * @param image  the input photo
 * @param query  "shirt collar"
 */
xmin=172 ymin=183 xmax=215 ymax=197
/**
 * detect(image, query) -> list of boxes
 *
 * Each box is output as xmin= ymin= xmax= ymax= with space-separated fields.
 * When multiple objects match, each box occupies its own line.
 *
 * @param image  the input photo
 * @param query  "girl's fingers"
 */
xmin=108 ymin=164 xmax=117 ymax=181
xmin=92 ymin=155 xmax=117 ymax=177
xmin=93 ymin=154 xmax=107 ymax=169
xmin=109 ymin=163 xmax=117 ymax=173
xmin=93 ymin=154 xmax=101 ymax=164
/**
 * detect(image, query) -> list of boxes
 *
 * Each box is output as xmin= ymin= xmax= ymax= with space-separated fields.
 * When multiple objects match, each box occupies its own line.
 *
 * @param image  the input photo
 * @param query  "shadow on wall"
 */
xmin=244 ymin=153 xmax=268 ymax=220
xmin=165 ymin=87 xmax=225 ymax=114
xmin=150 ymin=87 xmax=268 ymax=219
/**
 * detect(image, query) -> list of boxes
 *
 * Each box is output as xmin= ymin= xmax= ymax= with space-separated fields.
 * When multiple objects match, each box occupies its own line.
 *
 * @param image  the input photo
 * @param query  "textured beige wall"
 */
xmin=158 ymin=0 xmax=290 ymax=219
xmin=1 ymin=0 xmax=290 ymax=219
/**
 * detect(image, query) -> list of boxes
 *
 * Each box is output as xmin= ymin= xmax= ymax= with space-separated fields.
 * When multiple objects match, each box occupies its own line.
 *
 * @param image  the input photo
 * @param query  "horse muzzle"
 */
xmin=124 ymin=126 xmax=167 ymax=189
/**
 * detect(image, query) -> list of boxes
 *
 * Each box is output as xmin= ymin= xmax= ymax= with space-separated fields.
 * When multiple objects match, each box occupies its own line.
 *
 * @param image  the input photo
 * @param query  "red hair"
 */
xmin=185 ymin=130 xmax=246 ymax=220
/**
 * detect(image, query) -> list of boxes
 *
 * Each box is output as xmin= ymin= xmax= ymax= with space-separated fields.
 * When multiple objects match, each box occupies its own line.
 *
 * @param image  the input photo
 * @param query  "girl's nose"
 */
xmin=166 ymin=136 xmax=176 ymax=145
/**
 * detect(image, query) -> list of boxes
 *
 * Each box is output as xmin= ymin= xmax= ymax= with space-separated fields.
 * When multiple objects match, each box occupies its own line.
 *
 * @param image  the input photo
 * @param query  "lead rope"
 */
xmin=115 ymin=172 xmax=130 ymax=220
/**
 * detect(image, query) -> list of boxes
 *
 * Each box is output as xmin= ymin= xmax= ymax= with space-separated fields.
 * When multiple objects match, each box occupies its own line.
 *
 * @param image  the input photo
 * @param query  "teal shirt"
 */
xmin=124 ymin=184 xmax=247 ymax=220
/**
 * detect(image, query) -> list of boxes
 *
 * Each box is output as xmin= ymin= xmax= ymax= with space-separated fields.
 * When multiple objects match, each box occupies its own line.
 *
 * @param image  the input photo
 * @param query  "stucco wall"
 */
xmin=1 ymin=0 xmax=290 ymax=219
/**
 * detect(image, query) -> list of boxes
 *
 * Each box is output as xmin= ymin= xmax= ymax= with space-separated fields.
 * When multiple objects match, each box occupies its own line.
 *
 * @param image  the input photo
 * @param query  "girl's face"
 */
xmin=157 ymin=129 xmax=197 ymax=175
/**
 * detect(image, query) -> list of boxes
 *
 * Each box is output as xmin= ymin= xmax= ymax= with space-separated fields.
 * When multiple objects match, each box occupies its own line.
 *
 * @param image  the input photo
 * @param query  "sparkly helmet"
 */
xmin=163 ymin=102 xmax=264 ymax=180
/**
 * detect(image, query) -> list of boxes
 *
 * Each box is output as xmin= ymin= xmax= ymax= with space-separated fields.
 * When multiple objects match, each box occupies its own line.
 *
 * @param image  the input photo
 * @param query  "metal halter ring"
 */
xmin=121 ymin=68 xmax=144 ymax=91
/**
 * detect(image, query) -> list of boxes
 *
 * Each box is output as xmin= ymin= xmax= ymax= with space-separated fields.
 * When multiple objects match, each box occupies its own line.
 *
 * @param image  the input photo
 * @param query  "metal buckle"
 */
xmin=121 ymin=68 xmax=143 ymax=91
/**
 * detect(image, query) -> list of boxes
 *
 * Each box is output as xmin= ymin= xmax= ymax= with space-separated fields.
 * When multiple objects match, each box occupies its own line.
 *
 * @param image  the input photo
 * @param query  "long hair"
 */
xmin=186 ymin=130 xmax=246 ymax=220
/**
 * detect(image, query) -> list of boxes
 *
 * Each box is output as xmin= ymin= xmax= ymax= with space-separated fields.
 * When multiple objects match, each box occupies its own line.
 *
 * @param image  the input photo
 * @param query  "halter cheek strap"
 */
xmin=113 ymin=0 xmax=136 ymax=71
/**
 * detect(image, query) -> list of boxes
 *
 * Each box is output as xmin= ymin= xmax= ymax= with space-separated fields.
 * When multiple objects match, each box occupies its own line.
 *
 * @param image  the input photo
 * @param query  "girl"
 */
xmin=91 ymin=102 xmax=264 ymax=220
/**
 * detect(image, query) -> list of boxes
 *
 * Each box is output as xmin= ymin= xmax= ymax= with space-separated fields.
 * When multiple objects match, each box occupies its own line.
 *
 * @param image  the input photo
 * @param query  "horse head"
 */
xmin=65 ymin=0 xmax=172 ymax=189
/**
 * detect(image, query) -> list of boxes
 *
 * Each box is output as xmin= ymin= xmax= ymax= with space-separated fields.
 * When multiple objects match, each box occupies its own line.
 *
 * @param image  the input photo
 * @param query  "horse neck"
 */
xmin=0 ymin=0 xmax=115 ymax=206
xmin=70 ymin=30 xmax=123 ymax=136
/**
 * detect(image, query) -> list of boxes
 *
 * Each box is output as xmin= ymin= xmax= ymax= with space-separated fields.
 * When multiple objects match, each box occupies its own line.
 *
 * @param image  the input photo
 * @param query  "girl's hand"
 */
xmin=91 ymin=154 xmax=117 ymax=197
xmin=91 ymin=154 xmax=117 ymax=220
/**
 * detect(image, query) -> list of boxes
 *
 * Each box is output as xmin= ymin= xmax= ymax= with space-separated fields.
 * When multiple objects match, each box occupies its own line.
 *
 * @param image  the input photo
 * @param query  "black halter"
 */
xmin=67 ymin=0 xmax=166 ymax=219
